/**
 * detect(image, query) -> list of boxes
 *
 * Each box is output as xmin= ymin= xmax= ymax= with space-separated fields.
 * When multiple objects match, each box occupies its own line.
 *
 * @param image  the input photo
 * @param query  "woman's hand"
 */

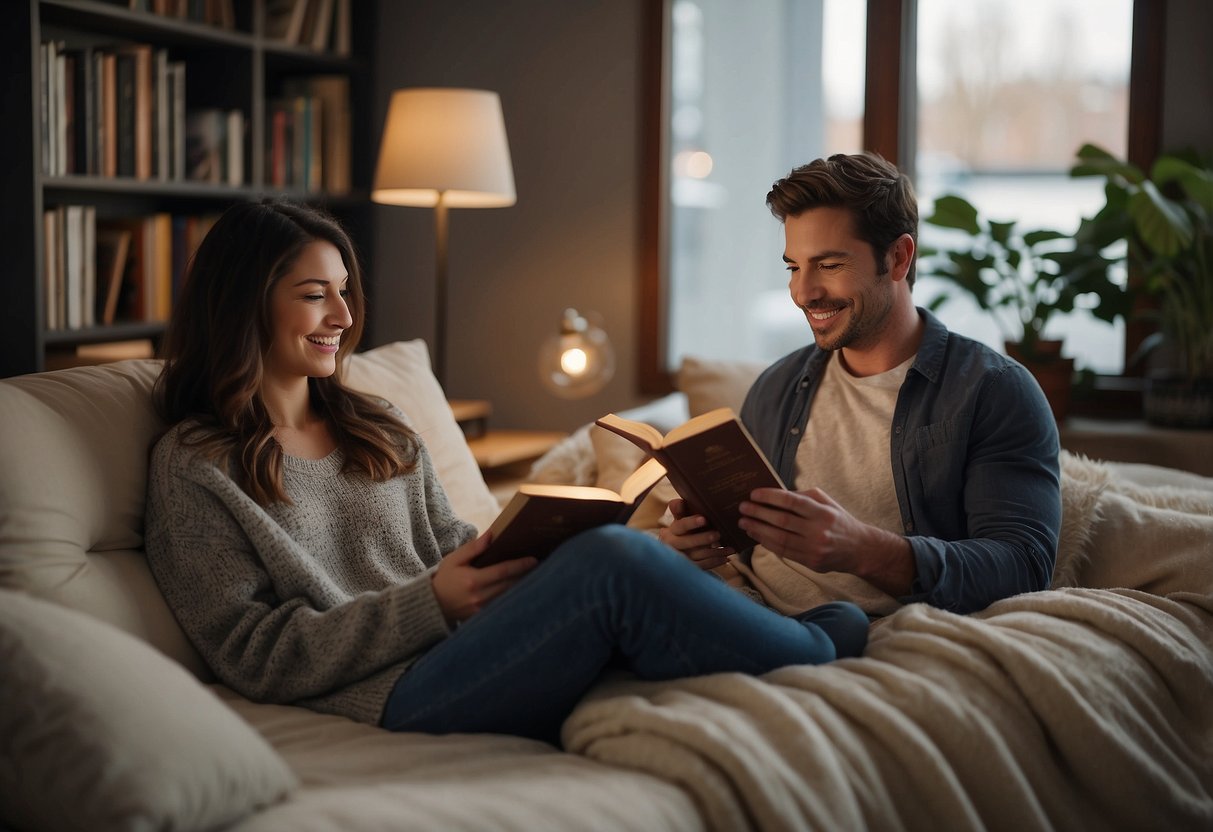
xmin=656 ymin=498 xmax=735 ymax=570
xmin=431 ymin=533 xmax=538 ymax=625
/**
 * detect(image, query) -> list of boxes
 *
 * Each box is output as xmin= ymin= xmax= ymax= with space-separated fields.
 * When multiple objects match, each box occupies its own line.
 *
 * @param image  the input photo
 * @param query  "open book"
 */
xmin=595 ymin=407 xmax=784 ymax=552
xmin=473 ymin=457 xmax=668 ymax=568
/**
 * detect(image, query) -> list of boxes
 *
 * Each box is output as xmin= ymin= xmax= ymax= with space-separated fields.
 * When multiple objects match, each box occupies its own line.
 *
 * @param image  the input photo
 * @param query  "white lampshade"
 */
xmin=372 ymin=88 xmax=516 ymax=208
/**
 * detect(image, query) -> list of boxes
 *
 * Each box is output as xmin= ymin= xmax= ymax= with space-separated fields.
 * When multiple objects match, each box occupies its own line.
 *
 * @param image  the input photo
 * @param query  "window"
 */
xmin=642 ymin=0 xmax=1163 ymax=394
xmin=914 ymin=0 xmax=1133 ymax=373
xmin=644 ymin=0 xmax=866 ymax=389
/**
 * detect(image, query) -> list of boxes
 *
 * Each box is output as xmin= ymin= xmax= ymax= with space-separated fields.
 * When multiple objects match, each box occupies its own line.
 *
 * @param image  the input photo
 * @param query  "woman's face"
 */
xmin=263 ymin=240 xmax=353 ymax=384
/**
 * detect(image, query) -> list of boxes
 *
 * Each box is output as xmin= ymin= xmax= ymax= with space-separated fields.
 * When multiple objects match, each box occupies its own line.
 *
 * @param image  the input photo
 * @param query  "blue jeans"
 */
xmin=382 ymin=525 xmax=868 ymax=744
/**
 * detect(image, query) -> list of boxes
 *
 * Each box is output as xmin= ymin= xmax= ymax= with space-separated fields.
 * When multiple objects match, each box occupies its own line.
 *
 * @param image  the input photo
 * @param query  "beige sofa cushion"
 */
xmin=676 ymin=355 xmax=766 ymax=417
xmin=0 ymin=359 xmax=205 ymax=671
xmin=0 ymin=340 xmax=496 ymax=678
xmin=0 ymin=588 xmax=297 ymax=832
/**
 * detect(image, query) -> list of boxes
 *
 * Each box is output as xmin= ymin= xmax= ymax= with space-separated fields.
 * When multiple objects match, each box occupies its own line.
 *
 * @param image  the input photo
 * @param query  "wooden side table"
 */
xmin=447 ymin=399 xmax=493 ymax=437
xmin=466 ymin=429 xmax=568 ymax=504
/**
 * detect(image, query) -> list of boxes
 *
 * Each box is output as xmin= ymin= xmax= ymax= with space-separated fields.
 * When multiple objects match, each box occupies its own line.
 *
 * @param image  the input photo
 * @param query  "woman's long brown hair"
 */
xmin=155 ymin=198 xmax=419 ymax=505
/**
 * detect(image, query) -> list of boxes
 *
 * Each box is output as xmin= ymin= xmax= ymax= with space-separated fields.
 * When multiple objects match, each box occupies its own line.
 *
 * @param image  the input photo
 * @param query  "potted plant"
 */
xmin=1071 ymin=144 xmax=1213 ymax=428
xmin=918 ymin=193 xmax=1130 ymax=421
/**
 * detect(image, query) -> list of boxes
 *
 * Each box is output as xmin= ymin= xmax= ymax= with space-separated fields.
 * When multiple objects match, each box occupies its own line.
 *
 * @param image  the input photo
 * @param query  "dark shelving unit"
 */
xmin=2 ymin=0 xmax=376 ymax=377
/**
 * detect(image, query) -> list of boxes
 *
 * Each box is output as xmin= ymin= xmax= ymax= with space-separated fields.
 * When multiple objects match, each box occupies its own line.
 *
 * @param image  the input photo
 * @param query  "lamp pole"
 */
xmin=433 ymin=191 xmax=449 ymax=386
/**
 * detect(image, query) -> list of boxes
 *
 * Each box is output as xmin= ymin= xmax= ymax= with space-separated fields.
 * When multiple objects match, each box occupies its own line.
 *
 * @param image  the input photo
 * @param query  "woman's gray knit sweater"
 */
xmin=144 ymin=420 xmax=478 ymax=725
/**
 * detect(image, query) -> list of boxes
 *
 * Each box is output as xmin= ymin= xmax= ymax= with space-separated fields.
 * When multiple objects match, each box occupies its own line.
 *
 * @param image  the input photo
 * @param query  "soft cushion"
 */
xmin=0 ymin=359 xmax=206 ymax=674
xmin=0 ymin=589 xmax=298 ymax=832
xmin=676 ymin=355 xmax=766 ymax=417
xmin=344 ymin=340 xmax=501 ymax=531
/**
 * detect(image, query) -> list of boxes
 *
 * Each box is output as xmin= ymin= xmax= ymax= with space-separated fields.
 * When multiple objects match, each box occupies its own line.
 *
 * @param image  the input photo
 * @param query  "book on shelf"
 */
xmin=267 ymin=96 xmax=321 ymax=191
xmin=266 ymin=0 xmax=309 ymax=44
xmin=39 ymin=40 xmax=186 ymax=183
xmin=266 ymin=0 xmax=349 ymax=53
xmin=184 ymin=108 xmax=244 ymax=185
xmin=282 ymin=75 xmax=351 ymax=194
xmin=45 ymin=338 xmax=156 ymax=372
xmin=137 ymin=0 xmax=236 ymax=29
xmin=308 ymin=0 xmax=335 ymax=51
xmin=100 ymin=51 xmax=118 ymax=177
xmin=168 ymin=61 xmax=186 ymax=181
xmin=473 ymin=457 xmax=669 ymax=568
xmin=595 ymin=407 xmax=785 ymax=552
xmin=63 ymin=205 xmax=84 ymax=329
xmin=333 ymin=0 xmax=351 ymax=55
xmin=43 ymin=209 xmax=60 ymax=330
xmin=115 ymin=44 xmax=153 ymax=181
xmin=43 ymin=205 xmax=97 ymax=332
xmin=96 ymin=227 xmax=132 ymax=326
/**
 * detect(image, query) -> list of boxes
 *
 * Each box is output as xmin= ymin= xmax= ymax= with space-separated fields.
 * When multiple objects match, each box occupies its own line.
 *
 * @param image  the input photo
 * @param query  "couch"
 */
xmin=2 ymin=341 xmax=1211 ymax=831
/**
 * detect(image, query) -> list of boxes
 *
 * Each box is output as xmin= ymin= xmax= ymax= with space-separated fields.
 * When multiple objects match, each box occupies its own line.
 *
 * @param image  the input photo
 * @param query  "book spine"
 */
xmin=53 ymin=42 xmax=65 ymax=176
xmin=154 ymin=48 xmax=169 ymax=181
xmin=115 ymin=53 xmax=136 ymax=178
xmin=82 ymin=206 xmax=96 ymax=327
xmin=39 ymin=43 xmax=49 ymax=175
xmin=63 ymin=53 xmax=75 ymax=175
xmin=78 ymin=47 xmax=96 ymax=175
xmin=64 ymin=205 xmax=82 ymax=329
xmin=171 ymin=62 xmax=186 ymax=181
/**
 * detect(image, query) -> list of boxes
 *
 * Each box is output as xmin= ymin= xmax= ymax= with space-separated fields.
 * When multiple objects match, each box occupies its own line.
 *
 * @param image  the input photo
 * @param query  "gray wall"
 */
xmin=371 ymin=0 xmax=650 ymax=431
xmin=370 ymin=0 xmax=1213 ymax=431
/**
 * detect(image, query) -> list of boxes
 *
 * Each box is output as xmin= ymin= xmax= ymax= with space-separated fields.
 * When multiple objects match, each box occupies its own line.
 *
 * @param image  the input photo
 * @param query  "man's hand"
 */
xmin=657 ymin=498 xmax=735 ymax=570
xmin=738 ymin=487 xmax=915 ymax=597
xmin=431 ymin=533 xmax=538 ymax=625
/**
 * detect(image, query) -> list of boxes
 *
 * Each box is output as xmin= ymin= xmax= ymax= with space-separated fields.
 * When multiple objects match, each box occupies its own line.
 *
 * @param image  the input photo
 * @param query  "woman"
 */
xmin=145 ymin=198 xmax=868 ymax=745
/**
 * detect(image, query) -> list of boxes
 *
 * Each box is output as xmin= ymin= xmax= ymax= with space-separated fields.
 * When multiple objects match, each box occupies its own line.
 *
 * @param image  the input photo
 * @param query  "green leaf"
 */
xmin=988 ymin=221 xmax=1015 ymax=246
xmin=1130 ymin=183 xmax=1194 ymax=257
xmin=1022 ymin=229 xmax=1067 ymax=248
xmin=925 ymin=195 xmax=981 ymax=235
xmin=1071 ymin=144 xmax=1144 ymax=183
xmin=1153 ymin=156 xmax=1213 ymax=215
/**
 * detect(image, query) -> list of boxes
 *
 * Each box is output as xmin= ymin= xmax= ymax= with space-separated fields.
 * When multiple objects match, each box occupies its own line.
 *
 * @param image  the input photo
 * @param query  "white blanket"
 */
xmin=564 ymin=455 xmax=1213 ymax=831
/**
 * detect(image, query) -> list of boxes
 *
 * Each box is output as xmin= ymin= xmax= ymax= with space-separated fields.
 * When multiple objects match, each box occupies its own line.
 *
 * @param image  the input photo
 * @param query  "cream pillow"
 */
xmin=676 ymin=356 xmax=766 ymax=418
xmin=0 ymin=589 xmax=297 ymax=832
xmin=344 ymin=341 xmax=501 ymax=532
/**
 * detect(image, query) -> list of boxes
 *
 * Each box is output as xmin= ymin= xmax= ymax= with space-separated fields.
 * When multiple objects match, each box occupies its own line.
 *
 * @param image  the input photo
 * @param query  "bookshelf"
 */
xmin=2 ymin=0 xmax=375 ymax=378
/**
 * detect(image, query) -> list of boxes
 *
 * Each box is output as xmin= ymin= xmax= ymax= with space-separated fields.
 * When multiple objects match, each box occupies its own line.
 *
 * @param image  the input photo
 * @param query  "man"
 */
xmin=661 ymin=152 xmax=1061 ymax=616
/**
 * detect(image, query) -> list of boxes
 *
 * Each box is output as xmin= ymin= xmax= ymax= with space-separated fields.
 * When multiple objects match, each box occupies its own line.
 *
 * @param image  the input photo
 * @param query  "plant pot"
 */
xmin=1005 ymin=340 xmax=1074 ymax=423
xmin=1143 ymin=373 xmax=1213 ymax=429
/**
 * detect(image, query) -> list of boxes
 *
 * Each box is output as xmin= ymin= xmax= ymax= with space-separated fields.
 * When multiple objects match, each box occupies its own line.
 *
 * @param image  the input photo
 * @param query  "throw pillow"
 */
xmin=0 ymin=589 xmax=298 ymax=832
xmin=343 ymin=340 xmax=502 ymax=532
xmin=676 ymin=356 xmax=766 ymax=418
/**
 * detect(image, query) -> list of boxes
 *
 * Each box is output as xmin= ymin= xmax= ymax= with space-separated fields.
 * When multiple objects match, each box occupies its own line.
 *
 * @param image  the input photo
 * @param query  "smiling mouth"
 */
xmin=306 ymin=335 xmax=341 ymax=346
xmin=806 ymin=307 xmax=843 ymax=322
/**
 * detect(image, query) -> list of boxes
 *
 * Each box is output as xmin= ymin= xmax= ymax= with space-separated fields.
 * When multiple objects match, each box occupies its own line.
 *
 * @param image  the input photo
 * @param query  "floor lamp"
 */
xmin=371 ymin=88 xmax=516 ymax=386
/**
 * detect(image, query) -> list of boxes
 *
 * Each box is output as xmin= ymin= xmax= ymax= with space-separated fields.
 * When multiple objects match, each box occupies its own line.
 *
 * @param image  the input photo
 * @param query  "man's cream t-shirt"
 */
xmin=730 ymin=351 xmax=915 ymax=617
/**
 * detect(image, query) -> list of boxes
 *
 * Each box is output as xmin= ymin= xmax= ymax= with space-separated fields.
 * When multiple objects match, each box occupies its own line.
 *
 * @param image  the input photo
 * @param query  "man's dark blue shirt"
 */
xmin=740 ymin=308 xmax=1061 ymax=614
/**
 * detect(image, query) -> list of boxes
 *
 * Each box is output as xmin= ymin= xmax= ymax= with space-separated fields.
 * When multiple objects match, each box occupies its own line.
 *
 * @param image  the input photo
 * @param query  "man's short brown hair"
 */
xmin=766 ymin=152 xmax=918 ymax=287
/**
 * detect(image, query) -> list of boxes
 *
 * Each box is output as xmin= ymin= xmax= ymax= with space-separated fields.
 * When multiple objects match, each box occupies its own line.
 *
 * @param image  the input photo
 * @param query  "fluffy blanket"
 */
xmin=563 ymin=454 xmax=1213 ymax=831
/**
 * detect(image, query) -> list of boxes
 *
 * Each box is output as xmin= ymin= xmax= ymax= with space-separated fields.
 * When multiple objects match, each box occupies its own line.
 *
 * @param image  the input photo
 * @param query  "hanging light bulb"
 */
xmin=539 ymin=308 xmax=615 ymax=398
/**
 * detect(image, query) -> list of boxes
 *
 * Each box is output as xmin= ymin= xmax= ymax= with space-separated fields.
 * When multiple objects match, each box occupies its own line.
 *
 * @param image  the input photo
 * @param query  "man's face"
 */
xmin=782 ymin=206 xmax=896 ymax=353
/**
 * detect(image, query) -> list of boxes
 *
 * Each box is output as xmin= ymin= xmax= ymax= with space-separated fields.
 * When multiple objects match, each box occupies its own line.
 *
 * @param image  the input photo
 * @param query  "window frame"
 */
xmin=639 ymin=0 xmax=1167 ymax=408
